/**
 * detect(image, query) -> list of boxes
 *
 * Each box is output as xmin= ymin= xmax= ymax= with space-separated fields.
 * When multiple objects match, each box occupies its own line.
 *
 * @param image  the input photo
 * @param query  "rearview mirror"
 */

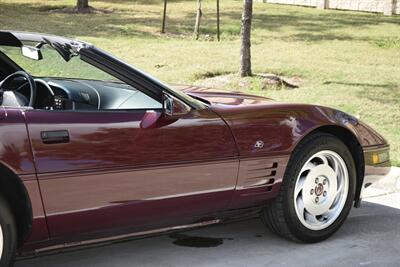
xmin=21 ymin=46 xmax=43 ymax=61
xmin=163 ymin=93 xmax=191 ymax=117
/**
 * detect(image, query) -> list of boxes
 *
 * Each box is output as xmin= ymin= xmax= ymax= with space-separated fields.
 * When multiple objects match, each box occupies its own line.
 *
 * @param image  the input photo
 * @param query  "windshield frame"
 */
xmin=0 ymin=31 xmax=206 ymax=110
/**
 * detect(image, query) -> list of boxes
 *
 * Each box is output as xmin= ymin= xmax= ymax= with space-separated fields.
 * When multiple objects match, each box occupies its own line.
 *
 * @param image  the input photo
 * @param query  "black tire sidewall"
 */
xmin=284 ymin=134 xmax=356 ymax=243
xmin=0 ymin=197 xmax=16 ymax=267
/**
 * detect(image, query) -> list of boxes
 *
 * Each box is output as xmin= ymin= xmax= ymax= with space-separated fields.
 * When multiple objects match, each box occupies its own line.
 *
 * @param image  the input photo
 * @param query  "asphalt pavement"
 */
xmin=15 ymin=186 xmax=400 ymax=267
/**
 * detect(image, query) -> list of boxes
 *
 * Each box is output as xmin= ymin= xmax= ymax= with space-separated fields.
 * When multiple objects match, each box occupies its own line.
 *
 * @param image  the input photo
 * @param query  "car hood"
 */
xmin=171 ymin=84 xmax=275 ymax=107
xmin=170 ymin=85 xmax=387 ymax=150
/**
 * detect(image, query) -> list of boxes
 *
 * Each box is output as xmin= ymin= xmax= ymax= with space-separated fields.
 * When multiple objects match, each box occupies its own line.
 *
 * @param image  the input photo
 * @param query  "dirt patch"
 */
xmin=258 ymin=73 xmax=300 ymax=89
xmin=194 ymin=74 xmax=236 ymax=88
xmin=194 ymin=73 xmax=302 ymax=90
xmin=46 ymin=6 xmax=111 ymax=14
xmin=193 ymin=71 xmax=231 ymax=80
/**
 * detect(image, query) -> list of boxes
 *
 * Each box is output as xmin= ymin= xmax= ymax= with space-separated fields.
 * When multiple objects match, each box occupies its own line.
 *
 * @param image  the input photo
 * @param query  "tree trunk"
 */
xmin=240 ymin=0 xmax=253 ymax=77
xmin=193 ymin=0 xmax=202 ymax=40
xmin=161 ymin=0 xmax=168 ymax=33
xmin=76 ymin=0 xmax=89 ymax=11
xmin=217 ymin=0 xmax=220 ymax=41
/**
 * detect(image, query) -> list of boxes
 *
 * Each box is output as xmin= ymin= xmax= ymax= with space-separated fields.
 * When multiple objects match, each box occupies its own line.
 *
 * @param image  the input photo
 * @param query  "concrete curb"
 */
xmin=372 ymin=166 xmax=400 ymax=193
xmin=363 ymin=167 xmax=400 ymax=199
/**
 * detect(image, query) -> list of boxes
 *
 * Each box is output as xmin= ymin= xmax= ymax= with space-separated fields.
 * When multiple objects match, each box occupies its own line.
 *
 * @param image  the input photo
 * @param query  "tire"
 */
xmin=0 ymin=197 xmax=17 ymax=267
xmin=262 ymin=132 xmax=356 ymax=243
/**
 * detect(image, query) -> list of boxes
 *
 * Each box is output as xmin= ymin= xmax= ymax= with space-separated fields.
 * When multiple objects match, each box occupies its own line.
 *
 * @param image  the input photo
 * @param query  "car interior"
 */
xmin=0 ymin=48 xmax=162 ymax=111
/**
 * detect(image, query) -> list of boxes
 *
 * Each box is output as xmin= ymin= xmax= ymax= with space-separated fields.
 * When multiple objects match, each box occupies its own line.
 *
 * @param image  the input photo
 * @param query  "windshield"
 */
xmin=0 ymin=43 xmax=115 ymax=81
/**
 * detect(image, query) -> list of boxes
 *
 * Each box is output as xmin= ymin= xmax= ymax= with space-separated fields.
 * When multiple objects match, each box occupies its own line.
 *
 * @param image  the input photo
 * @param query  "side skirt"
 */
xmin=18 ymin=219 xmax=220 ymax=259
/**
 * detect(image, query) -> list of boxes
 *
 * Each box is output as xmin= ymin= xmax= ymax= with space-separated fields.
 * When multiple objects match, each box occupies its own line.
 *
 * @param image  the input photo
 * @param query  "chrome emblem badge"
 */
xmin=254 ymin=140 xmax=264 ymax=149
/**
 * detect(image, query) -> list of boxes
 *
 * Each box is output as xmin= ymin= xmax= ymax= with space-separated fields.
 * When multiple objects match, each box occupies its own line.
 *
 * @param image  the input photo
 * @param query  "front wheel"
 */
xmin=262 ymin=133 xmax=356 ymax=243
xmin=0 ymin=197 xmax=17 ymax=267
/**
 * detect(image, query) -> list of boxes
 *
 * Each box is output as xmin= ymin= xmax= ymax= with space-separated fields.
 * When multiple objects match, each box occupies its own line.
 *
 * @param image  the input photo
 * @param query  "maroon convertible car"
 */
xmin=0 ymin=31 xmax=391 ymax=266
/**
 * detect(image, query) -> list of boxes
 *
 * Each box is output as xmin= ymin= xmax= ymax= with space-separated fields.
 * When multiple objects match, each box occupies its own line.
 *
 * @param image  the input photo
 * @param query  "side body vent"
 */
xmin=236 ymin=156 xmax=289 ymax=190
xmin=230 ymin=155 xmax=290 ymax=209
xmin=243 ymin=161 xmax=277 ymax=188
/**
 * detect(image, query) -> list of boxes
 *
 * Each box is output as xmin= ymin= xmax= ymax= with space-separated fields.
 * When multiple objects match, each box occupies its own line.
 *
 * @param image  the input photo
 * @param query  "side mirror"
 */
xmin=21 ymin=46 xmax=43 ymax=61
xmin=163 ymin=93 xmax=191 ymax=117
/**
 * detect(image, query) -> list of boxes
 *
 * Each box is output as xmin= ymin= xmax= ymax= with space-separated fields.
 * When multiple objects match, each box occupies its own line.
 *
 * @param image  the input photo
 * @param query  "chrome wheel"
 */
xmin=0 ymin=223 xmax=3 ymax=260
xmin=294 ymin=150 xmax=349 ymax=230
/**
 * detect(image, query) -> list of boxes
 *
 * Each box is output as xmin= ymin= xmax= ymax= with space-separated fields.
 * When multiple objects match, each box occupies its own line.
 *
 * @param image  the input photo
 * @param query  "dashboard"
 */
xmin=18 ymin=78 xmax=162 ymax=111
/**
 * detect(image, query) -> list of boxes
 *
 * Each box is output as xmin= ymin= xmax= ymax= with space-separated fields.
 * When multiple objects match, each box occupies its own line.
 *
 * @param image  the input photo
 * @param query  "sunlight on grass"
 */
xmin=0 ymin=0 xmax=399 ymax=165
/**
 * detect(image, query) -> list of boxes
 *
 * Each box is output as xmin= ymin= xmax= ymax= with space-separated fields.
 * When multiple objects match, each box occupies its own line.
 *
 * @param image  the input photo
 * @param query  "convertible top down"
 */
xmin=0 ymin=31 xmax=391 ymax=266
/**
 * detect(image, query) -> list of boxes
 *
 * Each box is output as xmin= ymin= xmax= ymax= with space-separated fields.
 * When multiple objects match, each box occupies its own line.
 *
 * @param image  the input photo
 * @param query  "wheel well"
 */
xmin=308 ymin=126 xmax=365 ymax=205
xmin=0 ymin=164 xmax=33 ymax=247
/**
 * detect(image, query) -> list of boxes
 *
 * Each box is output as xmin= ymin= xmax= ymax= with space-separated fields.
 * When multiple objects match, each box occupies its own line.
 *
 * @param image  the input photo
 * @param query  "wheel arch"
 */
xmin=298 ymin=125 xmax=364 ymax=206
xmin=0 ymin=163 xmax=33 ymax=247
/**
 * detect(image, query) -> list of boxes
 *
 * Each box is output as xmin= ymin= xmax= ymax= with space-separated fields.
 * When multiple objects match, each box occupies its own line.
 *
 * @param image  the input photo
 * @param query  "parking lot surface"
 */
xmin=16 ymin=190 xmax=400 ymax=267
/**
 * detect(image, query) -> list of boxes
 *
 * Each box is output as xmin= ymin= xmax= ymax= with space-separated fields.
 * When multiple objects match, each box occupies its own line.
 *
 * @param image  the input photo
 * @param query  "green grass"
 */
xmin=0 ymin=0 xmax=399 ymax=165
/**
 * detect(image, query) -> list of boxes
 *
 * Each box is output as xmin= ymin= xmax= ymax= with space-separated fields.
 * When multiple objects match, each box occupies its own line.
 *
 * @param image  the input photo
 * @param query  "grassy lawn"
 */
xmin=0 ymin=0 xmax=399 ymax=165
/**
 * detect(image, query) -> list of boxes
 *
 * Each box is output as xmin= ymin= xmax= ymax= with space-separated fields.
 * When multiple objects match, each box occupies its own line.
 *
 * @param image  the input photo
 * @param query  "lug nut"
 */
xmin=315 ymin=197 xmax=319 ymax=203
xmin=323 ymin=191 xmax=327 ymax=197
xmin=323 ymin=179 xmax=327 ymax=185
xmin=310 ymin=189 xmax=314 ymax=195
xmin=315 ymin=178 xmax=319 ymax=184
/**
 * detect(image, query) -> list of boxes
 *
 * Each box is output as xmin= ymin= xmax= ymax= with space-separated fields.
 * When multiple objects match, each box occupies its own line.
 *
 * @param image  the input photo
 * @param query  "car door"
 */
xmin=25 ymin=106 xmax=239 ymax=238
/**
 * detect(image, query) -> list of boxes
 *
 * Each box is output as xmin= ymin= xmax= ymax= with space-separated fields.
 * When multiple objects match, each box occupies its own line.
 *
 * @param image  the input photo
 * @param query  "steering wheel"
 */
xmin=0 ymin=71 xmax=37 ymax=107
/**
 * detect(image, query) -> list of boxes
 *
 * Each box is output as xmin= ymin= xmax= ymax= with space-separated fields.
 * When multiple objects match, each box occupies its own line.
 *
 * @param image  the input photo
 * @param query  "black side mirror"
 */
xmin=162 ymin=93 xmax=191 ymax=117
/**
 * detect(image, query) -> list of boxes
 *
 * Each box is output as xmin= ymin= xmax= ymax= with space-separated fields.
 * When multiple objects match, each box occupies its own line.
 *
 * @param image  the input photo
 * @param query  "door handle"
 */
xmin=41 ymin=130 xmax=70 ymax=144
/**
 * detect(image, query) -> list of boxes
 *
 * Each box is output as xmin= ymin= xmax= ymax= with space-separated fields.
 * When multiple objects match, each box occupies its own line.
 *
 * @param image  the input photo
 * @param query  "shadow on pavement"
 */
xmin=16 ymin=202 xmax=400 ymax=267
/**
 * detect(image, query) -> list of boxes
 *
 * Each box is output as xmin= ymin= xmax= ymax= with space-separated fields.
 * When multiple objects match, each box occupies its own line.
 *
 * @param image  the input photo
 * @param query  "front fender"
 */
xmin=211 ymin=103 xmax=373 ymax=157
xmin=211 ymin=103 xmax=389 ymax=208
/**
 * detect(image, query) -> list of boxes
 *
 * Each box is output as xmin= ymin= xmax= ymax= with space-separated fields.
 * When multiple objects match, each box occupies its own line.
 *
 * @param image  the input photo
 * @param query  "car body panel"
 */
xmin=25 ymin=108 xmax=237 ymax=172
xmin=0 ymin=108 xmax=35 ymax=174
xmin=178 ymin=85 xmax=391 ymax=208
xmin=230 ymin=155 xmax=289 ymax=209
xmin=20 ymin=175 xmax=49 ymax=244
xmin=179 ymin=85 xmax=387 ymax=147
xmin=37 ymin=160 xmax=237 ymax=238
xmin=0 ymin=108 xmax=50 ymax=245
xmin=24 ymin=108 xmax=238 ymax=240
